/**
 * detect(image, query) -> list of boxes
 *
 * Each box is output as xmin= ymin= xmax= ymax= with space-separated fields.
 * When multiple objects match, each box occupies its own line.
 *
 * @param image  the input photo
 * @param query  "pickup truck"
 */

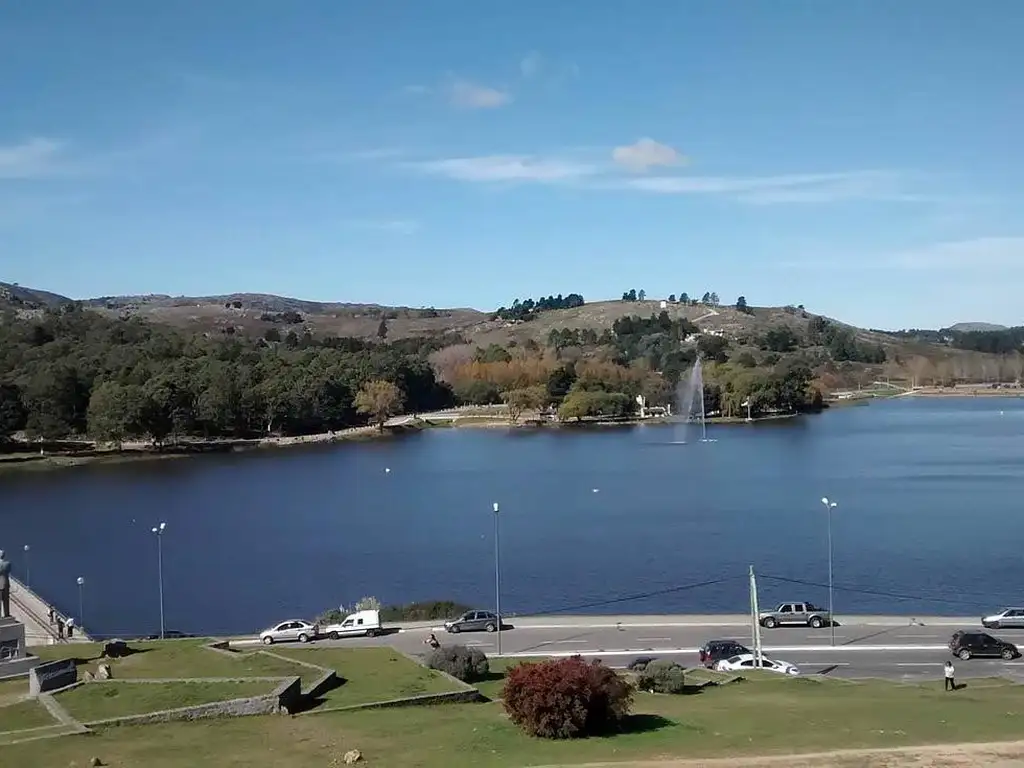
xmin=759 ymin=602 xmax=831 ymax=629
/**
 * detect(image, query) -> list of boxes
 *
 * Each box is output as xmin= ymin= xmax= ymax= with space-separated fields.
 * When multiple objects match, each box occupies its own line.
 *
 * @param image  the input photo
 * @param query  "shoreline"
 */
xmin=0 ymin=410 xmax=801 ymax=474
xmin=3 ymin=389 xmax=1013 ymax=475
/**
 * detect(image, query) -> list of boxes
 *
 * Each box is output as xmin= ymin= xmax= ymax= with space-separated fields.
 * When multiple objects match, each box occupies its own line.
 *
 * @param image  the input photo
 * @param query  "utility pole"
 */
xmin=749 ymin=566 xmax=763 ymax=667
xmin=493 ymin=502 xmax=501 ymax=657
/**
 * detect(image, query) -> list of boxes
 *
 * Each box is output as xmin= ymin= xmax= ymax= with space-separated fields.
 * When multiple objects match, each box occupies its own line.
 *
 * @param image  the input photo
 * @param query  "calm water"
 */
xmin=2 ymin=397 xmax=1023 ymax=637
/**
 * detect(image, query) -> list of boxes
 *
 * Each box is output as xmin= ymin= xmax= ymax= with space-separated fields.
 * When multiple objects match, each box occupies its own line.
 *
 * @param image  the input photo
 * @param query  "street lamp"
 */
xmin=493 ymin=502 xmax=502 ymax=657
xmin=152 ymin=522 xmax=167 ymax=640
xmin=76 ymin=576 xmax=85 ymax=633
xmin=821 ymin=497 xmax=838 ymax=646
xmin=22 ymin=545 xmax=30 ymax=589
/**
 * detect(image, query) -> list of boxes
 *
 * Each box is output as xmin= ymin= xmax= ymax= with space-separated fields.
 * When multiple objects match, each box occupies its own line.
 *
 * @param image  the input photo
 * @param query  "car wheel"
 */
xmin=959 ymin=649 xmax=971 ymax=660
xmin=329 ymin=631 xmax=339 ymax=640
xmin=298 ymin=633 xmax=310 ymax=643
xmin=262 ymin=636 xmax=273 ymax=645
xmin=1002 ymin=648 xmax=1015 ymax=660
xmin=485 ymin=622 xmax=496 ymax=633
xmin=763 ymin=617 xmax=778 ymax=629
xmin=449 ymin=624 xmax=460 ymax=634
xmin=809 ymin=616 xmax=823 ymax=629
xmin=366 ymin=629 xmax=377 ymax=637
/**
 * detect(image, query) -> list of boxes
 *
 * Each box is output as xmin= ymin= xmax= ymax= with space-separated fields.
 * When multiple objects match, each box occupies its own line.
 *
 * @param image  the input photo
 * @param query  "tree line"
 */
xmin=0 ymin=306 xmax=454 ymax=444
xmin=493 ymin=293 xmax=585 ymax=322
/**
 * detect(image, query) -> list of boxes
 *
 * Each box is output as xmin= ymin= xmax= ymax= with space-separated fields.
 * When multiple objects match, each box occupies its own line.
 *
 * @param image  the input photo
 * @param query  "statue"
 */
xmin=0 ymin=550 xmax=11 ymax=619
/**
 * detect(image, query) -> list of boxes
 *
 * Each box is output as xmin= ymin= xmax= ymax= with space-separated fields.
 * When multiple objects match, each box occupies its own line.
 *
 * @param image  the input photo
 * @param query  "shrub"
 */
xmin=503 ymin=657 xmax=633 ymax=739
xmin=380 ymin=600 xmax=471 ymax=622
xmin=635 ymin=659 xmax=687 ymax=694
xmin=426 ymin=645 xmax=489 ymax=682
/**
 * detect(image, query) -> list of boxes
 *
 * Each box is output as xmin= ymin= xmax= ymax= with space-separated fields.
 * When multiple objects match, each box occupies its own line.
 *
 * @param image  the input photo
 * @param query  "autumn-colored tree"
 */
xmin=354 ymin=379 xmax=405 ymax=430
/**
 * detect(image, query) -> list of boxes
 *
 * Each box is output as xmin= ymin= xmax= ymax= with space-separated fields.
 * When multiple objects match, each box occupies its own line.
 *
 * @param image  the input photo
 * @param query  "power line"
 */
xmin=530 ymin=575 xmax=745 ymax=616
xmin=760 ymin=573 xmax=991 ymax=608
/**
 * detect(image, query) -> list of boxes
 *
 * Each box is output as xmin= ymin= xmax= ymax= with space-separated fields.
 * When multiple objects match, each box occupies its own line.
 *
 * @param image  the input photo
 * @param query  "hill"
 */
xmin=2 ymin=282 xmax=1019 ymax=390
xmin=948 ymin=322 xmax=1009 ymax=332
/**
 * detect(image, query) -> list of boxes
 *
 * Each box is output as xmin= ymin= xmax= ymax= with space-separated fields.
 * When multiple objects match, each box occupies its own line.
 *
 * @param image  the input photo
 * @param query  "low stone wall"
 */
xmin=305 ymin=669 xmax=339 ymax=699
xmin=336 ymin=688 xmax=483 ymax=711
xmin=80 ymin=676 xmax=302 ymax=727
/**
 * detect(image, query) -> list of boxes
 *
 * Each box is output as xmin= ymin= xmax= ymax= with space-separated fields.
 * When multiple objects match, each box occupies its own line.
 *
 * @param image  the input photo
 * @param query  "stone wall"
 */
xmin=304 ymin=669 xmax=339 ymax=699
xmin=79 ymin=676 xmax=302 ymax=727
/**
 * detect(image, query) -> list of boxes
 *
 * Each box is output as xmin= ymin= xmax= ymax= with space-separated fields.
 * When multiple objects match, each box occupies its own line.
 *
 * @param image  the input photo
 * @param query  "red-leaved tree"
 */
xmin=502 ymin=657 xmax=633 ymax=738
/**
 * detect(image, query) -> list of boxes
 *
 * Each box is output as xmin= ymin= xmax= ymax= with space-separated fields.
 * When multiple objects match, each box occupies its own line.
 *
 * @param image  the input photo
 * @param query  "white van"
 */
xmin=321 ymin=609 xmax=383 ymax=639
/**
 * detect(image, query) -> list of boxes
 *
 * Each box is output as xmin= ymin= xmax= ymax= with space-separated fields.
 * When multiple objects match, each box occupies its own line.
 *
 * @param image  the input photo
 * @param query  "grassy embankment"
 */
xmin=6 ymin=652 xmax=1024 ymax=766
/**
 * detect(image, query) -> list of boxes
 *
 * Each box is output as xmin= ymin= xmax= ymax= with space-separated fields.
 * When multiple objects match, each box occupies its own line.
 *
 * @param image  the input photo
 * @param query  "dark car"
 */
xmin=699 ymin=640 xmax=751 ymax=668
xmin=627 ymin=656 xmax=658 ymax=672
xmin=444 ymin=610 xmax=504 ymax=633
xmin=145 ymin=630 xmax=196 ymax=640
xmin=949 ymin=630 xmax=1019 ymax=660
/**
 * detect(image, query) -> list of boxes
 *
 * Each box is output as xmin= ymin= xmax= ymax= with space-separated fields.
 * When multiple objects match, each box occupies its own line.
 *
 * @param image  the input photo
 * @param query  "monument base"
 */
xmin=0 ymin=617 xmax=41 ymax=680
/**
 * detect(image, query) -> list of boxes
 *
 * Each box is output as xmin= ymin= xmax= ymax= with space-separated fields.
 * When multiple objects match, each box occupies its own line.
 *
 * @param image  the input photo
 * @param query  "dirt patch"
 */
xmin=548 ymin=741 xmax=1024 ymax=768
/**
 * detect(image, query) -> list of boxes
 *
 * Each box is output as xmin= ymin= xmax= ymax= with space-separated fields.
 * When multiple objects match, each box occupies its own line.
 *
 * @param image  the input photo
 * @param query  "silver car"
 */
xmin=982 ymin=608 xmax=1024 ymax=630
xmin=260 ymin=619 xmax=318 ymax=645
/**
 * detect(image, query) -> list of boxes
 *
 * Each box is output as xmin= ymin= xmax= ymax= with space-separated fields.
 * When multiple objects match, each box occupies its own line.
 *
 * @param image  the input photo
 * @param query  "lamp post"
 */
xmin=152 ymin=522 xmax=167 ymax=640
xmin=76 ymin=576 xmax=85 ymax=632
xmin=23 ymin=545 xmax=30 ymax=589
xmin=821 ymin=497 xmax=838 ymax=646
xmin=493 ymin=502 xmax=501 ymax=657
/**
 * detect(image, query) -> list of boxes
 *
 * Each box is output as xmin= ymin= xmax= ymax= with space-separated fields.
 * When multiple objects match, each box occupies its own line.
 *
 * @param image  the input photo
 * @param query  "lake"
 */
xmin=1 ymin=396 xmax=1023 ymax=637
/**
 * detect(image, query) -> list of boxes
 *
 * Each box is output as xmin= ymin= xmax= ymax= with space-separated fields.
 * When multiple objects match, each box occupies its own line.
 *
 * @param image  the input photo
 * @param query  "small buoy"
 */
xmin=385 ymin=467 xmax=391 ymax=473
xmin=592 ymin=488 xmax=599 ymax=493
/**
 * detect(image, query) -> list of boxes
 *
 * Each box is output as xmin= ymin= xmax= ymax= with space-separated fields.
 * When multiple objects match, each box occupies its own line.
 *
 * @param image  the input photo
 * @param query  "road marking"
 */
xmin=496 ymin=644 xmax=951 ymax=659
xmin=636 ymin=637 xmax=672 ymax=642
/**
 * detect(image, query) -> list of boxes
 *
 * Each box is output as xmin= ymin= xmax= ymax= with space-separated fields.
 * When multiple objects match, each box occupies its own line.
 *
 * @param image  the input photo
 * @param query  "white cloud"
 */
xmin=0 ymin=137 xmax=66 ymax=179
xmin=624 ymin=170 xmax=917 ymax=204
xmin=612 ymin=138 xmax=684 ymax=172
xmin=412 ymin=155 xmax=596 ymax=182
xmin=520 ymin=51 xmax=544 ymax=78
xmin=447 ymin=80 xmax=512 ymax=109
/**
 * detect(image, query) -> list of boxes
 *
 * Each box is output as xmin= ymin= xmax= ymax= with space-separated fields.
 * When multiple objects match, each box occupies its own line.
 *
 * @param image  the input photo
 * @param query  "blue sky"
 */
xmin=1 ymin=1 xmax=1021 ymax=329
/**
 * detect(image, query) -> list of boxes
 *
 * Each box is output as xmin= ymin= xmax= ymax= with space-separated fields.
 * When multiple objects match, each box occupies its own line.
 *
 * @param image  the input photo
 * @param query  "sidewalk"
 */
xmin=9 ymin=577 xmax=92 ymax=645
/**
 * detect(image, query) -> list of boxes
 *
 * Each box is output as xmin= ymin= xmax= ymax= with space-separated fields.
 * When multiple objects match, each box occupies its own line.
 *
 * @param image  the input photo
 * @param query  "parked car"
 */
xmin=444 ymin=610 xmax=503 ymax=633
xmin=699 ymin=640 xmax=751 ymax=668
xmin=321 ymin=609 xmax=383 ymax=639
xmin=949 ymin=630 xmax=1019 ymax=660
xmin=981 ymin=608 xmax=1024 ymax=630
xmin=259 ymin=619 xmax=318 ymax=645
xmin=759 ymin=602 xmax=831 ymax=629
xmin=714 ymin=653 xmax=800 ymax=676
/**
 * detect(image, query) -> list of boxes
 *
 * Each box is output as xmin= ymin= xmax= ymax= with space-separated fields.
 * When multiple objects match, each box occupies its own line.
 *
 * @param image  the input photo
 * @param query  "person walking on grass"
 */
xmin=944 ymin=660 xmax=956 ymax=691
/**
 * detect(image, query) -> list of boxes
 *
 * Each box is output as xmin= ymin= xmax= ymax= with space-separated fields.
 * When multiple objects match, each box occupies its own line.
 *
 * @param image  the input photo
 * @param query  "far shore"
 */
xmin=0 ymin=408 xmax=806 ymax=474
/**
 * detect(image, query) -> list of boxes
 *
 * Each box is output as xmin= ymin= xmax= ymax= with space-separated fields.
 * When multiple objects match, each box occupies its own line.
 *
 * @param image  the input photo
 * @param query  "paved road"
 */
xmin=237 ymin=614 xmax=1024 ymax=682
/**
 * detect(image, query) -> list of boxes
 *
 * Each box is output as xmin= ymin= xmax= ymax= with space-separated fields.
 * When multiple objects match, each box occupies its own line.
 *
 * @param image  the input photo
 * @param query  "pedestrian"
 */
xmin=66 ymin=617 xmax=75 ymax=639
xmin=56 ymin=616 xmax=65 ymax=640
xmin=48 ymin=607 xmax=55 ymax=625
xmin=944 ymin=660 xmax=956 ymax=691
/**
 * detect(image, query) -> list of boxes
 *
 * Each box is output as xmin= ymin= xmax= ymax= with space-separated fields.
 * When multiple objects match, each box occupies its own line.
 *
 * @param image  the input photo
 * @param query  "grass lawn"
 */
xmin=0 ymin=698 xmax=57 ymax=732
xmin=30 ymin=639 xmax=311 ymax=683
xmin=9 ymin=675 xmax=1024 ymax=766
xmin=270 ymin=647 xmax=460 ymax=707
xmin=0 ymin=677 xmax=29 ymax=704
xmin=56 ymin=680 xmax=276 ymax=723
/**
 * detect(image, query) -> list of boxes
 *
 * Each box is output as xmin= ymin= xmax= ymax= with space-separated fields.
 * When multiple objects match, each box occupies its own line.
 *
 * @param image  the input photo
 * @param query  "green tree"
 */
xmin=701 ymin=292 xmax=711 ymax=304
xmin=354 ymin=379 xmax=405 ymax=430
xmin=679 ymin=292 xmax=689 ymax=305
xmin=0 ymin=382 xmax=26 ymax=440
xmin=501 ymin=385 xmax=547 ymax=424
xmin=87 ymin=380 xmax=144 ymax=447
xmin=377 ymin=318 xmax=389 ymax=340
xmin=638 ymin=289 xmax=646 ymax=301
xmin=735 ymin=296 xmax=749 ymax=313
xmin=23 ymin=364 xmax=90 ymax=439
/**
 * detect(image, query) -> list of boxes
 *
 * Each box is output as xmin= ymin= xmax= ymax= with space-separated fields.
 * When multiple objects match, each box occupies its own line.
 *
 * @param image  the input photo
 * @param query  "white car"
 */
xmin=714 ymin=653 xmax=800 ymax=676
xmin=259 ymin=619 xmax=318 ymax=645
xmin=321 ymin=609 xmax=383 ymax=639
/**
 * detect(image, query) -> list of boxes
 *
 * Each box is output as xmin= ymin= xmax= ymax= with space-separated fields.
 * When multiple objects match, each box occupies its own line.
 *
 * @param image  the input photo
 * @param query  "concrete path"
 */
xmin=9 ymin=577 xmax=92 ymax=644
